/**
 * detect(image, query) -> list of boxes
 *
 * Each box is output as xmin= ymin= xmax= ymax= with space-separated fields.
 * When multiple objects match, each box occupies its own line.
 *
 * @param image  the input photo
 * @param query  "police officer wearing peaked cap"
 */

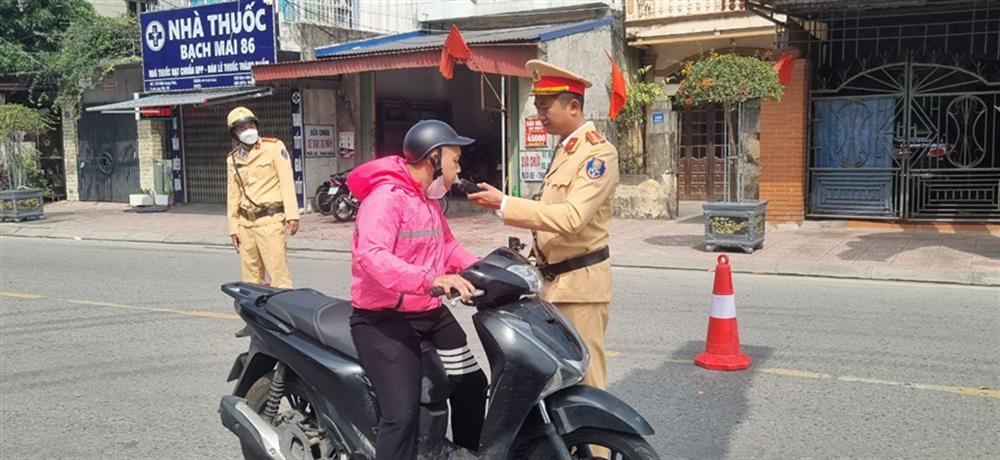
xmin=469 ymin=59 xmax=619 ymax=390
xmin=226 ymin=106 xmax=300 ymax=289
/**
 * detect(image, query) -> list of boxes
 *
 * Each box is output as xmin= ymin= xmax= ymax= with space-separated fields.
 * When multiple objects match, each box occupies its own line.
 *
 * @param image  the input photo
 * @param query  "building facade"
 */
xmin=749 ymin=0 xmax=999 ymax=222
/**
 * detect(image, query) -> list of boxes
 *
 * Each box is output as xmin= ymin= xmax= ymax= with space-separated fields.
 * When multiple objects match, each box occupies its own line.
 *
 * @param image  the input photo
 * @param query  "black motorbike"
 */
xmin=219 ymin=243 xmax=658 ymax=460
xmin=313 ymin=170 xmax=358 ymax=222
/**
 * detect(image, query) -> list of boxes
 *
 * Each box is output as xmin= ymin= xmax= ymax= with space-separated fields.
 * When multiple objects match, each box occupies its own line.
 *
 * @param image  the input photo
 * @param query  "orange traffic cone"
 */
xmin=695 ymin=254 xmax=751 ymax=371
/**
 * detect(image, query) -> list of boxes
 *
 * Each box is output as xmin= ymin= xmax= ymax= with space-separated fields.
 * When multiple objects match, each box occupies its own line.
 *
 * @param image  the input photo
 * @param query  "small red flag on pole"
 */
xmin=774 ymin=52 xmax=796 ymax=86
xmin=606 ymin=50 xmax=627 ymax=120
xmin=439 ymin=24 xmax=472 ymax=80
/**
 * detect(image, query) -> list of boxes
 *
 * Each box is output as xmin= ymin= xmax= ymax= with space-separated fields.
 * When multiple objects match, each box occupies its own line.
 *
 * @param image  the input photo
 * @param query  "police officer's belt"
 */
xmin=238 ymin=203 xmax=284 ymax=221
xmin=539 ymin=246 xmax=609 ymax=281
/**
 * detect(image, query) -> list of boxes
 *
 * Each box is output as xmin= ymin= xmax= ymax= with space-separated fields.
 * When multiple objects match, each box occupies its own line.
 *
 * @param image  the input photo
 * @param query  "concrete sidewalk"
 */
xmin=3 ymin=201 xmax=998 ymax=286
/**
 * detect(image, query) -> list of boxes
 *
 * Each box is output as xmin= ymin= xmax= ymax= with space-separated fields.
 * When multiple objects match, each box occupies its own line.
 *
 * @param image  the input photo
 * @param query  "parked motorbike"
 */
xmin=218 ymin=240 xmax=659 ymax=460
xmin=314 ymin=169 xmax=453 ymax=222
xmin=313 ymin=170 xmax=358 ymax=222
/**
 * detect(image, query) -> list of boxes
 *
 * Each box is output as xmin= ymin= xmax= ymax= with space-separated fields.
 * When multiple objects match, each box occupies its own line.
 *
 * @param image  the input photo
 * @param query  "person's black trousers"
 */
xmin=351 ymin=307 xmax=488 ymax=460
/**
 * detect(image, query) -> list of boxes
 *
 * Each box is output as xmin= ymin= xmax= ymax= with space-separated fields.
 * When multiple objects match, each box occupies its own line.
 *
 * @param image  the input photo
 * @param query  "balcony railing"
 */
xmin=627 ymin=0 xmax=747 ymax=21
xmin=278 ymin=0 xmax=355 ymax=28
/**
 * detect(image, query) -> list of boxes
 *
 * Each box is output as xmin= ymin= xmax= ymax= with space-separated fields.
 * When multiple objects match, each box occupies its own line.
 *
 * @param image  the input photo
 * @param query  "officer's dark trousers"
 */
xmin=350 ymin=307 xmax=488 ymax=460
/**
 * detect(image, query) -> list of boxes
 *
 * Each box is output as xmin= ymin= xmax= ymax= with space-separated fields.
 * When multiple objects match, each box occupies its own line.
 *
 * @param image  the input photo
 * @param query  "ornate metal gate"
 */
xmin=77 ymin=111 xmax=138 ymax=202
xmin=810 ymin=60 xmax=999 ymax=221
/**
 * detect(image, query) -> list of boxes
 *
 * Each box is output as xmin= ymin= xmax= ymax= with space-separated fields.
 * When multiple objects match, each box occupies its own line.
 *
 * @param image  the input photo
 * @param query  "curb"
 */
xmin=3 ymin=230 xmax=996 ymax=287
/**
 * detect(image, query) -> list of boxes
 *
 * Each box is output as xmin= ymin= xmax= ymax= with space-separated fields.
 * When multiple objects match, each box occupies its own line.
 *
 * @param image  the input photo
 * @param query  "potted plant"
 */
xmin=0 ymin=104 xmax=53 ymax=222
xmin=129 ymin=188 xmax=154 ymax=207
xmin=675 ymin=53 xmax=783 ymax=253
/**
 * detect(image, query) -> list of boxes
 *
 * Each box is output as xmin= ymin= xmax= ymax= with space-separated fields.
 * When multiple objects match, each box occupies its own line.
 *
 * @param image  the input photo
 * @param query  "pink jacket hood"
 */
xmin=347 ymin=155 xmax=422 ymax=201
xmin=348 ymin=155 xmax=478 ymax=313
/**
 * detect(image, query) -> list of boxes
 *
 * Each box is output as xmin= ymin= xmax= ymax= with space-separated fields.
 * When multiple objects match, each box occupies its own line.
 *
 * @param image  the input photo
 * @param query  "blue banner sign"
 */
xmin=140 ymin=1 xmax=276 ymax=92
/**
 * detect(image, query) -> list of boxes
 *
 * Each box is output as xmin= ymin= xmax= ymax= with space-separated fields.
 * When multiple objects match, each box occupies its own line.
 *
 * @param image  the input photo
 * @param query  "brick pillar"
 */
xmin=61 ymin=107 xmax=80 ymax=201
xmin=137 ymin=119 xmax=166 ymax=193
xmin=759 ymin=58 xmax=809 ymax=223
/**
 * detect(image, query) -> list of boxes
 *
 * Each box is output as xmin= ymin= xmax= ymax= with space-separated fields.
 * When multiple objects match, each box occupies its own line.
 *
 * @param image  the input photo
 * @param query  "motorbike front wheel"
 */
xmin=314 ymin=184 xmax=334 ymax=215
xmin=332 ymin=194 xmax=356 ymax=222
xmin=524 ymin=428 xmax=660 ymax=460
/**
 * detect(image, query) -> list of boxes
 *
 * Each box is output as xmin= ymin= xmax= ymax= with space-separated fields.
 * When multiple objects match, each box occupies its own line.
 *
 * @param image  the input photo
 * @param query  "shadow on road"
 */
xmin=163 ymin=204 xmax=226 ymax=216
xmin=610 ymin=340 xmax=773 ymax=460
xmin=643 ymin=234 xmax=705 ymax=250
xmin=836 ymin=229 xmax=1000 ymax=262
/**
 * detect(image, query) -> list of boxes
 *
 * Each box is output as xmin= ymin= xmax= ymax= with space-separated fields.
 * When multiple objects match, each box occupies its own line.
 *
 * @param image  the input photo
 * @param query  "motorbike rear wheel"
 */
xmin=523 ymin=427 xmax=660 ymax=460
xmin=332 ymin=194 xmax=355 ymax=222
xmin=314 ymin=184 xmax=335 ymax=216
xmin=242 ymin=372 xmax=326 ymax=460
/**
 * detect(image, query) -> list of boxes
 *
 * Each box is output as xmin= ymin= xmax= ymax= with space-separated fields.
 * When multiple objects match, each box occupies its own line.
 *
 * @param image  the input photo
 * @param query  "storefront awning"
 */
xmin=255 ymin=46 xmax=538 ymax=81
xmin=86 ymin=87 xmax=272 ymax=113
xmin=253 ymin=18 xmax=613 ymax=81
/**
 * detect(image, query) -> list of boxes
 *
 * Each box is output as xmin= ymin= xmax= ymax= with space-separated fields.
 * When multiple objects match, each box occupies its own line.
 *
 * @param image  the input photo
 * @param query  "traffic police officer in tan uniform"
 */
xmin=226 ymin=106 xmax=300 ymax=289
xmin=469 ymin=59 xmax=619 ymax=389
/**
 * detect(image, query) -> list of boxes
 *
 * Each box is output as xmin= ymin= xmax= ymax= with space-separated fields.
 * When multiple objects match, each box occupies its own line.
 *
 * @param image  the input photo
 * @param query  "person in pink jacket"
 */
xmin=347 ymin=120 xmax=487 ymax=459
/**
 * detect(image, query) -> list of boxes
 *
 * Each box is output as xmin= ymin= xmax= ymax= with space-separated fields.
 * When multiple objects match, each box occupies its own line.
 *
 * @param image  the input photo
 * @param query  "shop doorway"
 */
xmin=374 ymin=67 xmax=505 ymax=189
xmin=181 ymin=88 xmax=292 ymax=204
xmin=678 ymin=106 xmax=730 ymax=201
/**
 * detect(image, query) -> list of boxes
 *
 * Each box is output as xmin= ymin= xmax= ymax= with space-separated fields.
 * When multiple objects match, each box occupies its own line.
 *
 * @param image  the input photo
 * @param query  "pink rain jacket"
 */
xmin=347 ymin=155 xmax=478 ymax=312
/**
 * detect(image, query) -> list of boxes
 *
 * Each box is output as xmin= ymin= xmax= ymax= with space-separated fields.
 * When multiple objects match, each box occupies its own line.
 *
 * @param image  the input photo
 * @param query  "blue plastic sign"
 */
xmin=140 ymin=1 xmax=276 ymax=92
xmin=652 ymin=112 xmax=665 ymax=124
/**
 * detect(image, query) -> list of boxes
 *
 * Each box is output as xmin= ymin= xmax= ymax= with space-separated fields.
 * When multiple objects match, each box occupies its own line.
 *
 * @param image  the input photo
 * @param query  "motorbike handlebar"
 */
xmin=429 ymin=287 xmax=485 ymax=302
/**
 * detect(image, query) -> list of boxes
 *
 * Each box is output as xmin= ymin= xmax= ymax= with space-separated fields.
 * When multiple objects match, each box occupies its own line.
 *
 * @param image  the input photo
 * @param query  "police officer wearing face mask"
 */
xmin=225 ymin=106 xmax=300 ymax=289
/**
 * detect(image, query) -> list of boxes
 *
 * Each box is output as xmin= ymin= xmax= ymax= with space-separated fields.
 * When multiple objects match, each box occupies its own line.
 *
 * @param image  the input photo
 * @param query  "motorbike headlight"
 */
xmin=507 ymin=264 xmax=541 ymax=293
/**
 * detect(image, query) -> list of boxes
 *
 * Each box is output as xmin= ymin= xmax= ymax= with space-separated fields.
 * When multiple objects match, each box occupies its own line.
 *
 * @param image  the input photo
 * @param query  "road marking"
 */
xmin=5 ymin=291 xmax=998 ymax=399
xmin=836 ymin=376 xmax=1000 ymax=399
xmin=180 ymin=310 xmax=242 ymax=320
xmin=760 ymin=367 xmax=833 ymax=380
xmin=0 ymin=291 xmax=45 ymax=299
xmin=647 ymin=356 xmax=999 ymax=400
xmin=65 ymin=299 xmax=241 ymax=321
xmin=1 ymin=291 xmax=240 ymax=321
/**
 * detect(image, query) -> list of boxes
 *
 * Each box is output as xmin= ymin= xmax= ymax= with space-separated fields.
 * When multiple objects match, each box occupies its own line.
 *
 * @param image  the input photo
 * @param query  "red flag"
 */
xmin=774 ymin=52 xmax=796 ymax=86
xmin=439 ymin=25 xmax=472 ymax=80
xmin=606 ymin=50 xmax=627 ymax=120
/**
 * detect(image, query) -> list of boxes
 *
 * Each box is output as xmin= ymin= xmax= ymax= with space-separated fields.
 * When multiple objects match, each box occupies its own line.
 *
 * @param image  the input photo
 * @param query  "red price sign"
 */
xmin=524 ymin=116 xmax=548 ymax=149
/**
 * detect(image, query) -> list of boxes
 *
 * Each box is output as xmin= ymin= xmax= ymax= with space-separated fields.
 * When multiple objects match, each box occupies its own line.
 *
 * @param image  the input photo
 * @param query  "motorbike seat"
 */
xmin=261 ymin=289 xmax=451 ymax=406
xmin=262 ymin=288 xmax=359 ymax=360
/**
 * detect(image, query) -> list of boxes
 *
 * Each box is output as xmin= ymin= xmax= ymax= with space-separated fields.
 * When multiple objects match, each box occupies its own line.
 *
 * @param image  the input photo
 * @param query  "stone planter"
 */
xmin=0 ymin=188 xmax=45 ymax=222
xmin=154 ymin=194 xmax=170 ymax=206
xmin=703 ymin=200 xmax=768 ymax=254
xmin=129 ymin=194 xmax=154 ymax=207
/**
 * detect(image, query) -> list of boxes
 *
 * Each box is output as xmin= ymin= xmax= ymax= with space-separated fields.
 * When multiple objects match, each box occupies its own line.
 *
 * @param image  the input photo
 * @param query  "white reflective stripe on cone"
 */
xmin=710 ymin=294 xmax=737 ymax=319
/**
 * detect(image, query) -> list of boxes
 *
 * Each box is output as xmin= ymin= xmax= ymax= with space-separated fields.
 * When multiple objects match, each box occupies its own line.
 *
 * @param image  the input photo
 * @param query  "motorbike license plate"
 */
xmin=328 ymin=186 xmax=339 ymax=196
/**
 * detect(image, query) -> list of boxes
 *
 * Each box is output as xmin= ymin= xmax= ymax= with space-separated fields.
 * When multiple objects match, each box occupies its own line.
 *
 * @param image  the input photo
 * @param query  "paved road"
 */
xmin=1 ymin=238 xmax=997 ymax=459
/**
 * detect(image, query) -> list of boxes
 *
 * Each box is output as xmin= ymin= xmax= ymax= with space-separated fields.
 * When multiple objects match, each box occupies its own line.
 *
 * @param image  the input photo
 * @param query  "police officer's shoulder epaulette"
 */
xmin=565 ymin=137 xmax=580 ymax=154
xmin=261 ymin=137 xmax=280 ymax=143
xmin=585 ymin=130 xmax=607 ymax=145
